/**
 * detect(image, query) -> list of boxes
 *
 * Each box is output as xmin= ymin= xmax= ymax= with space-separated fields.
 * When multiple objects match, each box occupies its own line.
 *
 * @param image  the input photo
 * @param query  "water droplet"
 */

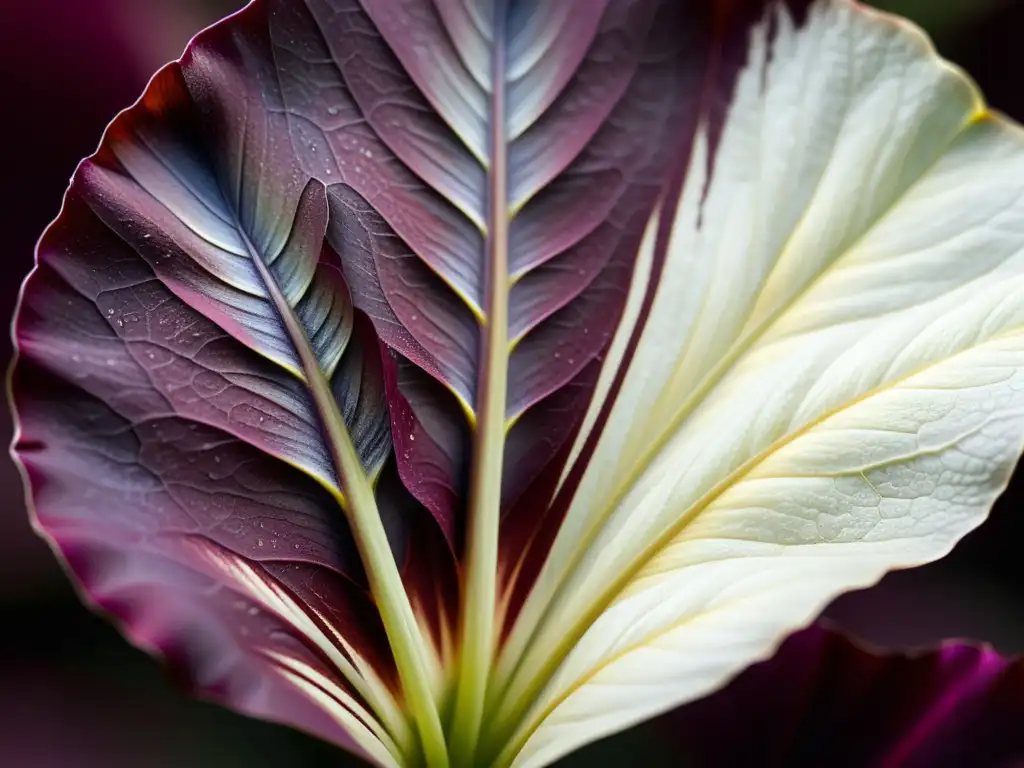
xmin=325 ymin=168 xmax=332 ymax=176
xmin=327 ymin=106 xmax=339 ymax=116
xmin=106 ymin=358 xmax=116 ymax=366
xmin=106 ymin=308 xmax=114 ymax=316
xmin=256 ymin=537 xmax=264 ymax=547
xmin=248 ymin=606 xmax=260 ymax=616
xmin=143 ymin=233 xmax=151 ymax=240
xmin=554 ymin=352 xmax=561 ymax=359
xmin=365 ymin=149 xmax=373 ymax=159
xmin=214 ymin=456 xmax=221 ymax=464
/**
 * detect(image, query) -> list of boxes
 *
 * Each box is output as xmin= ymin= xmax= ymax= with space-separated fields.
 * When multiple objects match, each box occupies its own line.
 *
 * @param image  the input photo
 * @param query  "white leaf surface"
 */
xmin=493 ymin=2 xmax=1024 ymax=765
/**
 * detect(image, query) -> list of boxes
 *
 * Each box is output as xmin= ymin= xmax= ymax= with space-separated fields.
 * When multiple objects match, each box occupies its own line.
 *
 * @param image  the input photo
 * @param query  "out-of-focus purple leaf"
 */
xmin=662 ymin=624 xmax=1024 ymax=768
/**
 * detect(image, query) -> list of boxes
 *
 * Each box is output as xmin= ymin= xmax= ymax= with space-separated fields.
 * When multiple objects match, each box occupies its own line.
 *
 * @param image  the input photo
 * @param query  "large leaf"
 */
xmin=12 ymin=1 xmax=1024 ymax=767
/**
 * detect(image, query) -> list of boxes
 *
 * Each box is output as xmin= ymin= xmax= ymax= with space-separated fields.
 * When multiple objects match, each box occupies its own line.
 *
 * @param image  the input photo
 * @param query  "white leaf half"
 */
xmin=493 ymin=2 xmax=1024 ymax=766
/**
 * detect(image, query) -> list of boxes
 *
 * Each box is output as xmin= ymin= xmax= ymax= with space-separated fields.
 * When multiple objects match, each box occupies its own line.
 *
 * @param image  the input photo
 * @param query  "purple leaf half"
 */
xmin=11 ymin=10 xmax=448 ymax=762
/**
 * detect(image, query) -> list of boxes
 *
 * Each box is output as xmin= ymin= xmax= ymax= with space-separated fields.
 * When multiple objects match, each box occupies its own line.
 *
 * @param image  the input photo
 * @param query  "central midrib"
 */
xmin=449 ymin=1 xmax=512 ymax=764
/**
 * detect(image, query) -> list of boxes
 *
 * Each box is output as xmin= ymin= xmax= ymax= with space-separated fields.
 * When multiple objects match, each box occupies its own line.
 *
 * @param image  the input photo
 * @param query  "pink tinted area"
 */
xmin=660 ymin=624 xmax=1024 ymax=768
xmin=880 ymin=645 xmax=1011 ymax=768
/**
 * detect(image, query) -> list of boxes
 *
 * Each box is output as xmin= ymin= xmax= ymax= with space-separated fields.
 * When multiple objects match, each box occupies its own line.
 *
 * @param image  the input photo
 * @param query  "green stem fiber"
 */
xmin=246 ymin=228 xmax=449 ymax=768
xmin=449 ymin=4 xmax=511 ymax=764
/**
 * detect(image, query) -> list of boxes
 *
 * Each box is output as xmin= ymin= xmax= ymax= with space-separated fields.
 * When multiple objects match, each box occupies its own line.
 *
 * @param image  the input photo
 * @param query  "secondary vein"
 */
xmin=242 ymin=216 xmax=449 ymax=768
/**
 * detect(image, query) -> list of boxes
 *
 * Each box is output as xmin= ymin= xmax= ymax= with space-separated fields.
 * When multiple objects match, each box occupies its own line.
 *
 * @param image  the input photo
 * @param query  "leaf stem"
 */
xmin=450 ymin=6 xmax=510 ymax=764
xmin=245 ymin=225 xmax=449 ymax=768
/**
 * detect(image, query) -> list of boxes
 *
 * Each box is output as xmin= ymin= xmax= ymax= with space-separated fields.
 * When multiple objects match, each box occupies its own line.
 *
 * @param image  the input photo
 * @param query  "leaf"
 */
xmin=490 ymin=3 xmax=1024 ymax=766
xmin=660 ymin=623 xmax=1024 ymax=767
xmin=13 ymin=1 xmax=1024 ymax=767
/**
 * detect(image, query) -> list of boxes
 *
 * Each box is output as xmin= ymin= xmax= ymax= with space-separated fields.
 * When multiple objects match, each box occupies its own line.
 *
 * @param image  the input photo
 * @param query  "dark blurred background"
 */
xmin=1 ymin=1 xmax=1022 ymax=765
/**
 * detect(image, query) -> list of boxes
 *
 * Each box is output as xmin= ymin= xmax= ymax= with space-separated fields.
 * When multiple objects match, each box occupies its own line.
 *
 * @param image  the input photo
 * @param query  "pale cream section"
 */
xmin=492 ymin=2 xmax=1024 ymax=765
